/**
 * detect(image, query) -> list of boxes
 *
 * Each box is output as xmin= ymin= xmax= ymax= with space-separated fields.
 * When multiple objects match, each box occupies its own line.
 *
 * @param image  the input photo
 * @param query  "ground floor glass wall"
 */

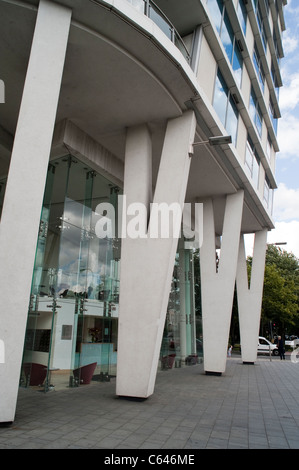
xmin=19 ymin=154 xmax=202 ymax=391
xmin=161 ymin=243 xmax=203 ymax=370
xmin=20 ymin=155 xmax=121 ymax=390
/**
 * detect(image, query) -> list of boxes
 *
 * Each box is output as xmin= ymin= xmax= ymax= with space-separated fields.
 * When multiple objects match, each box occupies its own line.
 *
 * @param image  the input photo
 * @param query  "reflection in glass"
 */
xmin=213 ymin=69 xmax=239 ymax=145
xmin=226 ymin=97 xmax=238 ymax=146
xmin=221 ymin=12 xmax=234 ymax=63
xmin=0 ymin=178 xmax=7 ymax=220
xmin=207 ymin=0 xmax=224 ymax=34
xmin=213 ymin=72 xmax=228 ymax=127
xmin=21 ymin=156 xmax=121 ymax=391
xmin=161 ymin=245 xmax=202 ymax=370
xmin=237 ymin=0 xmax=247 ymax=34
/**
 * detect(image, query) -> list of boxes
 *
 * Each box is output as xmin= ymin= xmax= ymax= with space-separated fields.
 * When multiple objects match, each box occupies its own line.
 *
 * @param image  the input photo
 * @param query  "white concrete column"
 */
xmin=201 ymin=191 xmax=244 ymax=375
xmin=123 ymin=124 xmax=152 ymax=210
xmin=236 ymin=230 xmax=268 ymax=364
xmin=0 ymin=0 xmax=71 ymax=423
xmin=116 ymin=110 xmax=196 ymax=398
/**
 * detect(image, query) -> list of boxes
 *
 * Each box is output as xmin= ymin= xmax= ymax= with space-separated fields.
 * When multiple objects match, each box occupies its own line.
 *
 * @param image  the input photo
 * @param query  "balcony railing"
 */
xmin=125 ymin=0 xmax=191 ymax=64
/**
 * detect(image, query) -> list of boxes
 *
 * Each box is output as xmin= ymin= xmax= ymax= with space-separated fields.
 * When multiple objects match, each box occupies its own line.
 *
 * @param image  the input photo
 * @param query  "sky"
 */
xmin=246 ymin=0 xmax=299 ymax=258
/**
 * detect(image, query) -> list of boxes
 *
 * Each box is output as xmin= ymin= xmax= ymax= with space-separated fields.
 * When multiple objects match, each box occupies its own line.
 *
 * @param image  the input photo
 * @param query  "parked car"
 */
xmin=258 ymin=336 xmax=279 ymax=356
xmin=285 ymin=336 xmax=299 ymax=349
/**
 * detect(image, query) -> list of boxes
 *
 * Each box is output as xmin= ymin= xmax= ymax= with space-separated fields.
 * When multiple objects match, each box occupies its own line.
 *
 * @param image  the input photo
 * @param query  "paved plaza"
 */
xmin=1 ymin=354 xmax=299 ymax=450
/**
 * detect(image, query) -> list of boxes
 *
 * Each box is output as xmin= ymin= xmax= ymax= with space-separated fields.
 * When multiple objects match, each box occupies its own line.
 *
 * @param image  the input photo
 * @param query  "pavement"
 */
xmin=1 ymin=354 xmax=299 ymax=450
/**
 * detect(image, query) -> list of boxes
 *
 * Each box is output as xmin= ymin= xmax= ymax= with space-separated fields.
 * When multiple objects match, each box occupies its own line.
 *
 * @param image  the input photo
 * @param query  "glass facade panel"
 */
xmin=161 ymin=245 xmax=202 ymax=369
xmin=213 ymin=69 xmax=239 ymax=145
xmin=20 ymin=156 xmax=121 ymax=391
xmin=226 ymin=97 xmax=238 ymax=146
xmin=253 ymin=45 xmax=265 ymax=93
xmin=207 ymin=0 xmax=224 ymax=34
xmin=249 ymin=89 xmax=263 ymax=137
xmin=237 ymin=0 xmax=247 ymax=34
xmin=256 ymin=2 xmax=267 ymax=51
xmin=149 ymin=3 xmax=172 ymax=40
xmin=269 ymin=99 xmax=278 ymax=134
xmin=232 ymin=43 xmax=243 ymax=87
xmin=20 ymin=155 xmax=201 ymax=391
xmin=245 ymin=138 xmax=260 ymax=189
xmin=252 ymin=154 xmax=260 ymax=188
xmin=264 ymin=177 xmax=270 ymax=205
xmin=213 ymin=71 xmax=228 ymax=127
xmin=208 ymin=0 xmax=243 ymax=85
xmin=220 ymin=12 xmax=234 ymax=63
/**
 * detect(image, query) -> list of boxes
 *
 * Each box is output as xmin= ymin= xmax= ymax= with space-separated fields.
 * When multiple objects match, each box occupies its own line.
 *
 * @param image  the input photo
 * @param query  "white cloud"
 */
xmin=279 ymin=73 xmax=299 ymax=112
xmin=277 ymin=113 xmax=299 ymax=158
xmin=267 ymin=221 xmax=299 ymax=259
xmin=273 ymin=183 xmax=299 ymax=221
xmin=282 ymin=34 xmax=298 ymax=55
xmin=244 ymin=182 xmax=299 ymax=259
xmin=245 ymin=222 xmax=299 ymax=260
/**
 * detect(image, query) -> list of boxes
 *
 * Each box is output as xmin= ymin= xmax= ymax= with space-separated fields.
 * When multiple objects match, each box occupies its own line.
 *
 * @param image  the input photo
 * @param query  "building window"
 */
xmin=264 ymin=176 xmax=271 ymax=207
xmin=213 ymin=69 xmax=239 ymax=145
xmin=269 ymin=97 xmax=278 ymax=134
xmin=207 ymin=0 xmax=243 ymax=86
xmin=266 ymin=133 xmax=272 ymax=161
xmin=237 ymin=0 xmax=247 ymax=34
xmin=256 ymin=1 xmax=268 ymax=52
xmin=249 ymin=88 xmax=263 ymax=137
xmin=271 ymin=62 xmax=280 ymax=100
xmin=245 ymin=137 xmax=260 ymax=189
xmin=20 ymin=156 xmax=122 ymax=390
xmin=273 ymin=30 xmax=281 ymax=65
xmin=207 ymin=0 xmax=224 ymax=34
xmin=253 ymin=43 xmax=265 ymax=93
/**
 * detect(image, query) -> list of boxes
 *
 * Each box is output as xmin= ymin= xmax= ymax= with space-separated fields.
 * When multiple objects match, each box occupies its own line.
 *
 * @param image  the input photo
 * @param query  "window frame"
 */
xmin=213 ymin=68 xmax=239 ymax=145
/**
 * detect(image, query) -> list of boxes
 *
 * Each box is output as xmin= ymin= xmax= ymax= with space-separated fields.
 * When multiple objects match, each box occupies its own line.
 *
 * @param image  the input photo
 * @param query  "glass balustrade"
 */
xmin=126 ymin=0 xmax=191 ymax=64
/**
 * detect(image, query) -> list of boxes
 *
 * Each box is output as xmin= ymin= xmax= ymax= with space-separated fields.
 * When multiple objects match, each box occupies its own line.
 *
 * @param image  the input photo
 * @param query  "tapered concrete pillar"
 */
xmin=116 ymin=110 xmax=196 ymax=398
xmin=0 ymin=0 xmax=71 ymax=423
xmin=236 ymin=230 xmax=268 ymax=364
xmin=123 ymin=124 xmax=152 ymax=211
xmin=200 ymin=191 xmax=244 ymax=375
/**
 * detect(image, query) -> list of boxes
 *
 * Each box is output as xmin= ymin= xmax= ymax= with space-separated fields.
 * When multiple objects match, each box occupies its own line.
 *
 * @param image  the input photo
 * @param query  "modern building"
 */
xmin=0 ymin=0 xmax=286 ymax=423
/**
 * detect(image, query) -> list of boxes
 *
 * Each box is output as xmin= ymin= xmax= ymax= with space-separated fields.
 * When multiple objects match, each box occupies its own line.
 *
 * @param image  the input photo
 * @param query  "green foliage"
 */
xmin=251 ymin=244 xmax=299 ymax=336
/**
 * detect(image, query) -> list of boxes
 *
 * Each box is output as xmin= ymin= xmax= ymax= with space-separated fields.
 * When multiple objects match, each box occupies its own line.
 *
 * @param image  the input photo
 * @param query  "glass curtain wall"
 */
xmin=20 ymin=156 xmax=121 ymax=391
xmin=161 ymin=241 xmax=203 ymax=370
xmin=19 ymin=154 xmax=201 ymax=389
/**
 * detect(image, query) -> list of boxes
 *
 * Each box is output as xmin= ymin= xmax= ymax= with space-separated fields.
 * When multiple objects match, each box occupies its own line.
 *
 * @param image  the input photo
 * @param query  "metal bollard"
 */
xmin=269 ymin=345 xmax=272 ymax=362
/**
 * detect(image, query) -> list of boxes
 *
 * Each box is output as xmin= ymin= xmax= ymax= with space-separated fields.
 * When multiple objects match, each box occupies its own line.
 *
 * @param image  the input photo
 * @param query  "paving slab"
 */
xmin=1 ymin=355 xmax=299 ymax=450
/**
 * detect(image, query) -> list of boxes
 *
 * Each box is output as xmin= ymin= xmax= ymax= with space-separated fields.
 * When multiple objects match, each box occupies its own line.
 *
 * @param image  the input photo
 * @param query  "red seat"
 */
xmin=161 ymin=354 xmax=176 ymax=369
xmin=73 ymin=362 xmax=97 ymax=384
xmin=23 ymin=363 xmax=47 ymax=386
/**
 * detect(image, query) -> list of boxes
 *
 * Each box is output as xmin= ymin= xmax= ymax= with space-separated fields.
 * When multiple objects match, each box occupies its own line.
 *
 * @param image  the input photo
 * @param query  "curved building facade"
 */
xmin=0 ymin=0 xmax=286 ymax=422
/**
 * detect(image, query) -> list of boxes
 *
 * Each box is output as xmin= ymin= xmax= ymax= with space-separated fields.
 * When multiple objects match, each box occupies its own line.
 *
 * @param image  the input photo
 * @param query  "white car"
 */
xmin=258 ymin=336 xmax=279 ymax=356
xmin=285 ymin=336 xmax=299 ymax=349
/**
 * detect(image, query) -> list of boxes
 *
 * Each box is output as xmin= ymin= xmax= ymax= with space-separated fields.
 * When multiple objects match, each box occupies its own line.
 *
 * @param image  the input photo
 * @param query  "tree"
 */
xmin=251 ymin=244 xmax=299 ymax=338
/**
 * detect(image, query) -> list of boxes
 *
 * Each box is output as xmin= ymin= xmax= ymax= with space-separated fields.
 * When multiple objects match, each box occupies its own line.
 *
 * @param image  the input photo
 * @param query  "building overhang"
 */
xmin=0 ymin=0 xmax=276 ymax=235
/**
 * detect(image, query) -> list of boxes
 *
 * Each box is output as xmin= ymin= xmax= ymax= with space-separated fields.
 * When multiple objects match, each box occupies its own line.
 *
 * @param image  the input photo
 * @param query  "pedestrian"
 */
xmin=228 ymin=345 xmax=233 ymax=357
xmin=277 ymin=335 xmax=285 ymax=360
